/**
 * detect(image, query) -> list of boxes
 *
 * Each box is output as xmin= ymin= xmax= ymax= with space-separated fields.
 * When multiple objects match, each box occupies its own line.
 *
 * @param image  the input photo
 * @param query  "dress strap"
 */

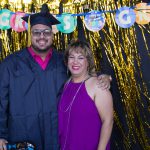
xmin=84 ymin=76 xmax=91 ymax=82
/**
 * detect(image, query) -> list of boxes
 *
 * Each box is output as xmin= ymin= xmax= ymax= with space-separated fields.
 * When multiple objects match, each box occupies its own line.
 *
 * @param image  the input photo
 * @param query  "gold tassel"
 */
xmin=27 ymin=16 xmax=31 ymax=47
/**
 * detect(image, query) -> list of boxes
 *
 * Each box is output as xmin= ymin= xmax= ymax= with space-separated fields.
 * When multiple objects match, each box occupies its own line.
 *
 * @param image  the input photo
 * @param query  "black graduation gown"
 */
xmin=0 ymin=48 xmax=68 ymax=150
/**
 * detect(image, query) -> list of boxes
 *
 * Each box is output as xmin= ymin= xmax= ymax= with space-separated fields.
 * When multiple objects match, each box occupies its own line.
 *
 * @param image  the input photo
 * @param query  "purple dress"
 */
xmin=58 ymin=80 xmax=110 ymax=150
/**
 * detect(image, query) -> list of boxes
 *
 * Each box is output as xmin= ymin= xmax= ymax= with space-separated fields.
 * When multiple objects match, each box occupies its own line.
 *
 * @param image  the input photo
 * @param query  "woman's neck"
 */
xmin=71 ymin=74 xmax=90 ymax=83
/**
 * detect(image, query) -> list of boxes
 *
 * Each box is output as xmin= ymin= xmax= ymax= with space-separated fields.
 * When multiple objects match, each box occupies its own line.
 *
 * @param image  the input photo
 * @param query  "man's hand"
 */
xmin=97 ymin=74 xmax=112 ymax=90
xmin=0 ymin=139 xmax=8 ymax=150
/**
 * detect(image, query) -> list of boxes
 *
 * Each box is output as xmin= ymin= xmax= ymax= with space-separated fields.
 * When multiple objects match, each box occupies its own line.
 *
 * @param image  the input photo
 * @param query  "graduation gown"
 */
xmin=0 ymin=48 xmax=68 ymax=150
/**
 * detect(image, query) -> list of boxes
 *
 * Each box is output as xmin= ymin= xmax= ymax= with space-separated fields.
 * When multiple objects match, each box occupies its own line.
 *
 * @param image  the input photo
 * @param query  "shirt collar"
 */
xmin=28 ymin=46 xmax=53 ymax=60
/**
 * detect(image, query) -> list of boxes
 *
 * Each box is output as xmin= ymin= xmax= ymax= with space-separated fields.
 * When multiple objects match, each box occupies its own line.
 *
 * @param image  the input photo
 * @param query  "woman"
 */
xmin=58 ymin=40 xmax=113 ymax=150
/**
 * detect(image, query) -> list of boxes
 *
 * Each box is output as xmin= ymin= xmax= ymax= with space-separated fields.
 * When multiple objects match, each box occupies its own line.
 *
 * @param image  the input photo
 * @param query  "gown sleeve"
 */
xmin=0 ymin=60 xmax=10 ymax=140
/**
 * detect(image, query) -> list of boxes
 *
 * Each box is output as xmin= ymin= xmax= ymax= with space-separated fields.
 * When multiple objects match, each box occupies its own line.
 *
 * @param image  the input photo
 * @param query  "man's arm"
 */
xmin=0 ymin=61 xmax=9 ymax=149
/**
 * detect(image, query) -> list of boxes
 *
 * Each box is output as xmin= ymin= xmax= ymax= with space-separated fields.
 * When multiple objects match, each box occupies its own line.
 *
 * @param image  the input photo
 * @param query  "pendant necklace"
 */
xmin=60 ymin=78 xmax=84 ymax=112
xmin=60 ymin=76 xmax=90 ymax=150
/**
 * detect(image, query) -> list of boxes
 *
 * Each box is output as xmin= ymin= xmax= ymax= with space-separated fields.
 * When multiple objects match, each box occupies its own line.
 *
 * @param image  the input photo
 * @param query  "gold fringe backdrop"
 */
xmin=0 ymin=0 xmax=150 ymax=149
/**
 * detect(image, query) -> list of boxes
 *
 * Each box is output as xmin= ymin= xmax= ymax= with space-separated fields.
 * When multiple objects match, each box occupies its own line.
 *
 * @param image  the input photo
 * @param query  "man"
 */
xmin=0 ymin=4 xmax=111 ymax=150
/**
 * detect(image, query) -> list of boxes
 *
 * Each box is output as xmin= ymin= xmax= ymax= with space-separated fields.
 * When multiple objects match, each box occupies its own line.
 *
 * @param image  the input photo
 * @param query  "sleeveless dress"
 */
xmin=58 ymin=80 xmax=110 ymax=150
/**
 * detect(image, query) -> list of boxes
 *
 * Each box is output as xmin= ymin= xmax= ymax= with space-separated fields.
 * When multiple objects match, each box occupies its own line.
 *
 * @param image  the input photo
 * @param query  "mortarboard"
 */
xmin=22 ymin=3 xmax=60 ymax=28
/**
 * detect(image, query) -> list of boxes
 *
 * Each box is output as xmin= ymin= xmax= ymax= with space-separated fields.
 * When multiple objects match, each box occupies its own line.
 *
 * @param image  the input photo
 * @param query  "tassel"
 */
xmin=27 ymin=16 xmax=31 ymax=47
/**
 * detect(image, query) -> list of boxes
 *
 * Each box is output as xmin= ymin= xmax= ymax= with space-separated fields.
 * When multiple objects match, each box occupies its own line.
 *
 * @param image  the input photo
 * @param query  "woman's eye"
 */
xmin=68 ymin=56 xmax=74 ymax=59
xmin=78 ymin=57 xmax=84 ymax=59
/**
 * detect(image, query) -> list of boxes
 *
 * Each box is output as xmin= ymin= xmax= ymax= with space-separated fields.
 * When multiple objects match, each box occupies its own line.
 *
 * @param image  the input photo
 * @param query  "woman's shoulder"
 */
xmin=86 ymin=76 xmax=100 ymax=91
xmin=88 ymin=76 xmax=112 ymax=95
xmin=87 ymin=76 xmax=100 ymax=88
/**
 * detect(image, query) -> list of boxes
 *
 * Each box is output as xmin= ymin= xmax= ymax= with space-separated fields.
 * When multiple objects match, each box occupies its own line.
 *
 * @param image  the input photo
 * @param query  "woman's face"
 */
xmin=68 ymin=49 xmax=89 ymax=78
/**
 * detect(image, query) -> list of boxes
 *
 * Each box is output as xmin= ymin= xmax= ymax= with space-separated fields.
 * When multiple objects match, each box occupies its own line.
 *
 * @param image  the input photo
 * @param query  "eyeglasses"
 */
xmin=31 ymin=29 xmax=52 ymax=37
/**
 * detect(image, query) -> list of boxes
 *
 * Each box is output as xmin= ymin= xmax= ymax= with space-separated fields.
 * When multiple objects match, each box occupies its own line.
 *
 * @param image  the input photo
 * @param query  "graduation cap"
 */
xmin=22 ymin=3 xmax=60 ymax=28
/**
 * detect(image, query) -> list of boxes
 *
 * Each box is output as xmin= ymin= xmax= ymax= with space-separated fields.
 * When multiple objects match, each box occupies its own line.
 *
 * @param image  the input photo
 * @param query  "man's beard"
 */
xmin=31 ymin=43 xmax=52 ymax=54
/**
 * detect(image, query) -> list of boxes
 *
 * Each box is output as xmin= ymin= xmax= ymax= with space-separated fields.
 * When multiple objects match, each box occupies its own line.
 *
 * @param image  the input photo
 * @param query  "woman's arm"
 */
xmin=94 ymin=85 xmax=114 ymax=150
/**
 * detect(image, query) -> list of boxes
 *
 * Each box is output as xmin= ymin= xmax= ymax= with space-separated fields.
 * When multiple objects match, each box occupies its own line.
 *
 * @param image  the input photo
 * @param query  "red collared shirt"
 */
xmin=28 ymin=47 xmax=52 ymax=70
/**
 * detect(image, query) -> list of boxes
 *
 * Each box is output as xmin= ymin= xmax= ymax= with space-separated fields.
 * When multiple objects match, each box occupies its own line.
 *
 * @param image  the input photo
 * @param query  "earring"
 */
xmin=67 ymin=68 xmax=69 ymax=76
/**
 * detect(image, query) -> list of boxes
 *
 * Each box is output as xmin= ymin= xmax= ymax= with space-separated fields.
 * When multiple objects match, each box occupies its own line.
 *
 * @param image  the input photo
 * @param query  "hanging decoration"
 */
xmin=115 ymin=6 xmax=136 ymax=28
xmin=10 ymin=11 xmax=26 ymax=32
xmin=56 ymin=13 xmax=77 ymax=33
xmin=0 ymin=3 xmax=150 ymax=32
xmin=0 ymin=9 xmax=12 ymax=30
xmin=84 ymin=10 xmax=105 ymax=31
xmin=134 ymin=2 xmax=150 ymax=25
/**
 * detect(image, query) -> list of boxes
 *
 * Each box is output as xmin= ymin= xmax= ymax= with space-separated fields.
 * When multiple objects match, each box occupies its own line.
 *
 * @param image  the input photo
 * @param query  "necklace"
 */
xmin=60 ymin=76 xmax=91 ymax=150
xmin=60 ymin=78 xmax=84 ymax=112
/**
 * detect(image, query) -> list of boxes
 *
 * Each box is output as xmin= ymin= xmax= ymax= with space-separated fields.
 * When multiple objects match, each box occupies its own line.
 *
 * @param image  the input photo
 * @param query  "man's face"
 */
xmin=31 ymin=24 xmax=53 ymax=53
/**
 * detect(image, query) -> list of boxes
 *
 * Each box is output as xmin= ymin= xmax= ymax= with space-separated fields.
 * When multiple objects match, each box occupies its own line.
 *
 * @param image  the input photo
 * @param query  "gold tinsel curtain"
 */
xmin=0 ymin=0 xmax=150 ymax=149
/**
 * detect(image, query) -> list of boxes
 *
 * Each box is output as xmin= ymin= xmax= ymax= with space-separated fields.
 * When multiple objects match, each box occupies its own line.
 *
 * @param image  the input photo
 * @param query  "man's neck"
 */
xmin=31 ymin=47 xmax=51 ymax=60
